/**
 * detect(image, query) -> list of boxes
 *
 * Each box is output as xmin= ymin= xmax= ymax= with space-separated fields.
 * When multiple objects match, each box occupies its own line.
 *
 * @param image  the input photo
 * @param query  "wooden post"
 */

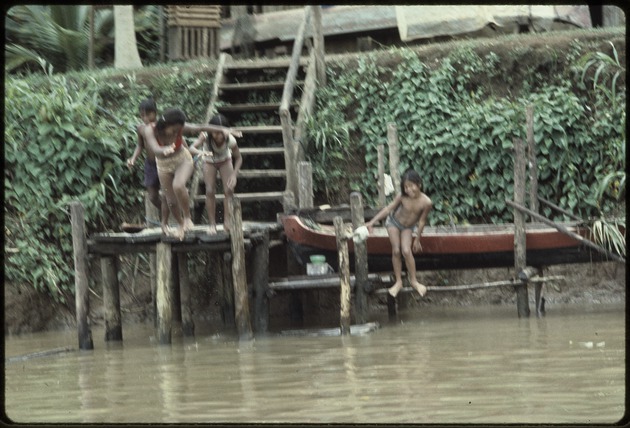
xmin=170 ymin=254 xmax=181 ymax=323
xmin=387 ymin=123 xmax=401 ymax=193
xmin=526 ymin=104 xmax=543 ymax=315
xmin=220 ymin=252 xmax=235 ymax=326
xmin=283 ymin=190 xmax=296 ymax=213
xmin=70 ymin=201 xmax=94 ymax=350
xmin=311 ymin=5 xmax=326 ymax=85
xmin=350 ymin=192 xmax=368 ymax=324
xmin=230 ymin=197 xmax=253 ymax=340
xmin=298 ymin=161 xmax=313 ymax=209
xmin=526 ymin=105 xmax=539 ymax=214
xmin=145 ymin=193 xmax=159 ymax=327
xmin=377 ymin=144 xmax=386 ymax=207
xmin=252 ymin=230 xmax=270 ymax=333
xmin=156 ymin=242 xmax=172 ymax=344
xmin=513 ymin=138 xmax=530 ymax=318
xmin=177 ymin=253 xmax=194 ymax=336
xmin=101 ymin=256 xmax=122 ymax=341
xmin=334 ymin=216 xmax=351 ymax=335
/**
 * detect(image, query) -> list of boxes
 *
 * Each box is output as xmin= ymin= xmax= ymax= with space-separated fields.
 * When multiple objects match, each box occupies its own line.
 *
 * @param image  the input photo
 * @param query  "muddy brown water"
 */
xmin=4 ymin=303 xmax=625 ymax=424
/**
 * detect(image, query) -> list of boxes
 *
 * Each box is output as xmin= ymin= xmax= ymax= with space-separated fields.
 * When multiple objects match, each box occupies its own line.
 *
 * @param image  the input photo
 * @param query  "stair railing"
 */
xmin=279 ymin=5 xmax=325 ymax=206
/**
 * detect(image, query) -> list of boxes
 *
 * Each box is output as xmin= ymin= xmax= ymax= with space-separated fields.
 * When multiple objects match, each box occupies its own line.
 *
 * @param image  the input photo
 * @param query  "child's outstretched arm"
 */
xmin=127 ymin=124 xmax=145 ymax=168
xmin=142 ymin=125 xmax=175 ymax=156
xmin=365 ymin=195 xmax=401 ymax=233
xmin=188 ymin=132 xmax=207 ymax=157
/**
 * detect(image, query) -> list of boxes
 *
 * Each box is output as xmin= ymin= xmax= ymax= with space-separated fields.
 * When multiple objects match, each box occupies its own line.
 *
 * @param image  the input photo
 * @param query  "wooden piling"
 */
xmin=298 ymin=161 xmax=314 ymax=209
xmin=525 ymin=106 xmax=544 ymax=315
xmin=177 ymin=253 xmax=194 ymax=336
xmin=513 ymin=138 xmax=530 ymax=318
xmin=334 ymin=216 xmax=351 ymax=335
xmin=220 ymin=252 xmax=235 ymax=326
xmin=101 ymin=255 xmax=122 ymax=341
xmin=350 ymin=192 xmax=368 ymax=324
xmin=70 ymin=201 xmax=94 ymax=350
xmin=387 ymin=123 xmax=401 ymax=194
xmin=229 ymin=197 xmax=253 ymax=341
xmin=377 ymin=144 xmax=386 ymax=207
xmin=156 ymin=242 xmax=172 ymax=344
xmin=145 ymin=192 xmax=158 ymax=326
xmin=252 ymin=230 xmax=270 ymax=333
xmin=526 ymin=105 xmax=539 ymax=214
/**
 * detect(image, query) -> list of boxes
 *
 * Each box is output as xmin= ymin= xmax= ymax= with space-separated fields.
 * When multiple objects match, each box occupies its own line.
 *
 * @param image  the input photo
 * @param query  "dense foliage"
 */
xmin=4 ymin=29 xmax=625 ymax=301
xmin=4 ymin=64 xmax=215 ymax=301
xmin=305 ymin=36 xmax=625 ymax=227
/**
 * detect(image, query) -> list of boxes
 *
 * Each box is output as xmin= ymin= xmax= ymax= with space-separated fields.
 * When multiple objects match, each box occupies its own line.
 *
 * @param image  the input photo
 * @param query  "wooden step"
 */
xmin=194 ymin=191 xmax=286 ymax=203
xmin=217 ymin=102 xmax=298 ymax=113
xmin=238 ymin=169 xmax=286 ymax=178
xmin=225 ymin=57 xmax=308 ymax=71
xmin=239 ymin=147 xmax=285 ymax=155
xmin=219 ymin=80 xmax=304 ymax=91
xmin=232 ymin=125 xmax=284 ymax=134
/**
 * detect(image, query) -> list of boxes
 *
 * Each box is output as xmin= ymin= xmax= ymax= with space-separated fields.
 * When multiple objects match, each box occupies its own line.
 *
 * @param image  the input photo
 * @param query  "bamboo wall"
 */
xmin=167 ymin=5 xmax=221 ymax=60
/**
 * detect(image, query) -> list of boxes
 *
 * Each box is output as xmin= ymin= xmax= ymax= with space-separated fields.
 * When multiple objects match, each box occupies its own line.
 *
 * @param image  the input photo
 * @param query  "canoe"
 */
xmin=279 ymin=214 xmax=598 ymax=270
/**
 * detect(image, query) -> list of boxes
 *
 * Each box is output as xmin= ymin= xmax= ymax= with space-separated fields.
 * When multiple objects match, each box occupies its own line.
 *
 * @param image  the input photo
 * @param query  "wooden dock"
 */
xmin=72 ymin=197 xmax=282 ymax=349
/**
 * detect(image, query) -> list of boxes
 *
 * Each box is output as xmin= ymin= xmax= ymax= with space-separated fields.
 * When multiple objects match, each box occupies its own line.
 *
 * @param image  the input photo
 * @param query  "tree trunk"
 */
xmin=114 ymin=5 xmax=143 ymax=70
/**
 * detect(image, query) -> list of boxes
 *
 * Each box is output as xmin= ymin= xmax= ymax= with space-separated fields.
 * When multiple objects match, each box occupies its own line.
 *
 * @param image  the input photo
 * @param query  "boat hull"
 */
xmin=281 ymin=215 xmax=600 ymax=271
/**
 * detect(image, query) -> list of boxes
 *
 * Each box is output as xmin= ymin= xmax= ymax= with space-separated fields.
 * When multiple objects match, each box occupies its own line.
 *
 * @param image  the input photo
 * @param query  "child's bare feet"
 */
xmin=161 ymin=224 xmax=172 ymax=236
xmin=174 ymin=225 xmax=185 ymax=241
xmin=388 ymin=280 xmax=403 ymax=297
xmin=207 ymin=224 xmax=217 ymax=235
xmin=411 ymin=280 xmax=427 ymax=297
xmin=183 ymin=218 xmax=194 ymax=232
xmin=223 ymin=221 xmax=230 ymax=233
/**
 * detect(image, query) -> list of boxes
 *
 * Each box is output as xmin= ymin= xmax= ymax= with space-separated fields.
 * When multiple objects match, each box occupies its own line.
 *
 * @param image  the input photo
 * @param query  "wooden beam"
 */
xmin=334 ymin=216 xmax=351 ymax=335
xmin=513 ymin=137 xmax=530 ymax=317
xmin=230 ymin=197 xmax=253 ymax=340
xmin=101 ymin=255 xmax=122 ymax=341
xmin=156 ymin=242 xmax=172 ymax=344
xmin=70 ymin=201 xmax=94 ymax=350
xmin=351 ymin=192 xmax=368 ymax=324
xmin=506 ymin=199 xmax=626 ymax=263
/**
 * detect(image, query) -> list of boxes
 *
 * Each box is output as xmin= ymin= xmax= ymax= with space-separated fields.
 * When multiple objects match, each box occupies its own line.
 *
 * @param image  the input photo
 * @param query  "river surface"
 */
xmin=4 ymin=303 xmax=625 ymax=424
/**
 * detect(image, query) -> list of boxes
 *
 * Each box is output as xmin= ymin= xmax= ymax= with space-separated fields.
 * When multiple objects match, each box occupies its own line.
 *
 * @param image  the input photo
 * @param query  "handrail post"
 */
xmin=311 ymin=5 xmax=326 ymax=85
xmin=280 ymin=6 xmax=311 ymax=204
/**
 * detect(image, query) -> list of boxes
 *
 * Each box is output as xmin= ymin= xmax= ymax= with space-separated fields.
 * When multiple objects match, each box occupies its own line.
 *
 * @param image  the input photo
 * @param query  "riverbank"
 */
xmin=4 ymin=259 xmax=624 ymax=336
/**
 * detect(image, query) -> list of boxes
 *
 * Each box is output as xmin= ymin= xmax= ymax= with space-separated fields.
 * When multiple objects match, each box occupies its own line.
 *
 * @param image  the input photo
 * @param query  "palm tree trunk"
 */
xmin=114 ymin=5 xmax=143 ymax=69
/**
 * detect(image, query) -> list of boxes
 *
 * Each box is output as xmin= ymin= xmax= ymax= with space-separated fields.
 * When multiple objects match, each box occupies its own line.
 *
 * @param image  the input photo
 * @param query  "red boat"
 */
xmin=280 ymin=214 xmax=599 ymax=270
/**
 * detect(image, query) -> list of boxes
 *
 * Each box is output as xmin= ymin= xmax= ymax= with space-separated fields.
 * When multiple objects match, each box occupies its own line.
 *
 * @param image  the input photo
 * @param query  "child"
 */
xmin=140 ymin=108 xmax=241 ymax=240
xmin=366 ymin=169 xmax=432 ymax=297
xmin=126 ymin=98 xmax=169 ymax=226
xmin=189 ymin=114 xmax=242 ymax=234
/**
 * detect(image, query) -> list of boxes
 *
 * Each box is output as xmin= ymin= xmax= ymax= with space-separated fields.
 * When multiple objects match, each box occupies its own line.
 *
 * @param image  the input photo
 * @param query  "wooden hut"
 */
xmin=167 ymin=5 xmax=222 ymax=60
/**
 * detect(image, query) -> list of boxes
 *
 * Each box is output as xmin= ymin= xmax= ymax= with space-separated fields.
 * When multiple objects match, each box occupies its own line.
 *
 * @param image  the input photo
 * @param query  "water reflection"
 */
xmin=4 ymin=303 xmax=625 ymax=424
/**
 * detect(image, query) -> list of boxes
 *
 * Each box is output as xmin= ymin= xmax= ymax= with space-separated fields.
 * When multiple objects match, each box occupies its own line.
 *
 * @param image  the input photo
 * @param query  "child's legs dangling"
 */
xmin=400 ymin=229 xmax=427 ymax=297
xmin=387 ymin=226 xmax=404 ymax=297
xmin=203 ymin=163 xmax=218 ymax=233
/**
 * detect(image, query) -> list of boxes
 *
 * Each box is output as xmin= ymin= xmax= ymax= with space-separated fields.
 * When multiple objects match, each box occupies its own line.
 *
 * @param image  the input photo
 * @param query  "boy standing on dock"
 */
xmin=127 ymin=98 xmax=169 ymax=226
xmin=366 ymin=168 xmax=432 ymax=297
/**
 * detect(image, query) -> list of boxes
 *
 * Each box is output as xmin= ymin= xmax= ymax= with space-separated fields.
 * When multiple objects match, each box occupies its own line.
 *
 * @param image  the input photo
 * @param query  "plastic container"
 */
xmin=309 ymin=254 xmax=326 ymax=264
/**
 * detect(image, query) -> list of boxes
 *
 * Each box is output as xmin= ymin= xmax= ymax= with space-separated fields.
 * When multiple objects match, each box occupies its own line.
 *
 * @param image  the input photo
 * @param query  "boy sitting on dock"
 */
xmin=366 ymin=168 xmax=432 ymax=297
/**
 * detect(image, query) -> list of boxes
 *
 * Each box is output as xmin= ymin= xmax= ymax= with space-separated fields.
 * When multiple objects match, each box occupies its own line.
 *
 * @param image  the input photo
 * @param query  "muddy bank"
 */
xmin=5 ymin=259 xmax=624 ymax=336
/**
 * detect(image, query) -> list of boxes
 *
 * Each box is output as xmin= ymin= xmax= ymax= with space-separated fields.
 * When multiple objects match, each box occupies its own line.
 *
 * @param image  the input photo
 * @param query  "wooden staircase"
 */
xmin=189 ymin=6 xmax=325 ymax=224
